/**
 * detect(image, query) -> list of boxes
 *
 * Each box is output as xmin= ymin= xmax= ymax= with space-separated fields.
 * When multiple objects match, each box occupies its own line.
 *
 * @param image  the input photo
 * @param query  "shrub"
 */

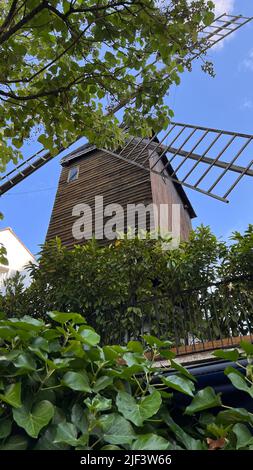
xmin=0 ymin=313 xmax=253 ymax=450
xmin=1 ymin=225 xmax=253 ymax=344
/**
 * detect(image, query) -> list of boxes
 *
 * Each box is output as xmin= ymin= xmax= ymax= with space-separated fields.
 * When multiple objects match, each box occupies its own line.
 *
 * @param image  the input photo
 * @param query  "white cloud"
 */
xmin=241 ymin=98 xmax=253 ymax=109
xmin=212 ymin=0 xmax=235 ymax=16
xmin=207 ymin=0 xmax=235 ymax=50
xmin=243 ymin=49 xmax=253 ymax=71
xmin=157 ymin=0 xmax=235 ymax=15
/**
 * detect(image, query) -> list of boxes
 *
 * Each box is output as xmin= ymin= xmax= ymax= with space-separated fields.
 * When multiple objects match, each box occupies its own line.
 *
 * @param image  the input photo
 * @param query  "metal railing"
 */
xmin=99 ymin=276 xmax=253 ymax=355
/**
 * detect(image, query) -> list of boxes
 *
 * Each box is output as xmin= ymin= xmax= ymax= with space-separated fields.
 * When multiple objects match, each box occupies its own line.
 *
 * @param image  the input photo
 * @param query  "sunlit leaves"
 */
xmin=185 ymin=387 xmax=222 ymax=415
xmin=162 ymin=375 xmax=195 ymax=397
xmin=62 ymin=371 xmax=91 ymax=393
xmin=99 ymin=413 xmax=136 ymax=445
xmin=131 ymin=433 xmax=170 ymax=450
xmin=48 ymin=311 xmax=86 ymax=324
xmin=0 ymin=0 xmax=215 ymax=167
xmin=0 ymin=383 xmax=22 ymax=408
xmin=13 ymin=401 xmax=54 ymax=438
xmin=213 ymin=349 xmax=240 ymax=362
xmin=225 ymin=367 xmax=253 ymax=398
xmin=116 ymin=390 xmax=162 ymax=426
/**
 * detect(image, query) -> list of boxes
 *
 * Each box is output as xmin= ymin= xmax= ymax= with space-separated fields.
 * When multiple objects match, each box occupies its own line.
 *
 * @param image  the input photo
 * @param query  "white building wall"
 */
xmin=0 ymin=228 xmax=36 ymax=288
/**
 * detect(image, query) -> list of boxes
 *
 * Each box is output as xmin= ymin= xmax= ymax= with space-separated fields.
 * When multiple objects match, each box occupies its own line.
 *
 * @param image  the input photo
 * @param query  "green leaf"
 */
xmin=35 ymin=427 xmax=69 ymax=450
xmin=84 ymin=394 xmax=112 ymax=412
xmin=0 ymin=435 xmax=28 ymax=450
xmin=164 ymin=413 xmax=204 ymax=450
xmin=116 ymin=390 xmax=161 ymax=426
xmin=77 ymin=326 xmax=100 ymax=346
xmin=127 ymin=341 xmax=144 ymax=353
xmin=93 ymin=376 xmax=113 ymax=393
xmin=185 ymin=387 xmax=222 ymax=415
xmin=105 ymin=50 xmax=117 ymax=65
xmin=30 ymin=337 xmax=49 ymax=352
xmin=46 ymin=357 xmax=74 ymax=369
xmin=206 ymin=422 xmax=230 ymax=439
xmin=213 ymin=349 xmax=240 ymax=362
xmin=54 ymin=422 xmax=78 ymax=446
xmin=240 ymin=341 xmax=253 ymax=356
xmin=233 ymin=423 xmax=253 ymax=449
xmin=12 ymin=138 xmax=23 ymax=149
xmin=203 ymin=11 xmax=215 ymax=26
xmin=170 ymin=360 xmax=196 ymax=382
xmin=0 ymin=417 xmax=12 ymax=439
xmin=0 ymin=383 xmax=22 ymax=408
xmin=71 ymin=404 xmax=88 ymax=433
xmin=99 ymin=413 xmax=135 ymax=445
xmin=48 ymin=311 xmax=86 ymax=324
xmin=13 ymin=400 xmax=54 ymax=438
xmin=103 ymin=345 xmax=123 ymax=361
xmin=1 ymin=316 xmax=44 ymax=331
xmin=107 ymin=364 xmax=144 ymax=379
xmin=122 ymin=352 xmax=143 ymax=367
xmin=143 ymin=335 xmax=172 ymax=349
xmin=217 ymin=408 xmax=253 ymax=425
xmin=0 ymin=326 xmax=23 ymax=339
xmin=131 ymin=433 xmax=170 ymax=450
xmin=13 ymin=352 xmax=37 ymax=372
xmin=62 ymin=371 xmax=91 ymax=393
xmin=158 ymin=348 xmax=176 ymax=360
xmin=225 ymin=367 xmax=253 ymax=398
xmin=161 ymin=375 xmax=195 ymax=397
xmin=37 ymin=134 xmax=54 ymax=150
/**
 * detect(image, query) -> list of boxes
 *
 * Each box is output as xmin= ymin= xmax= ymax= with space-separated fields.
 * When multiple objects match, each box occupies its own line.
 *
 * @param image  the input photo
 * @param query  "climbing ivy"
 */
xmin=0 ymin=312 xmax=253 ymax=450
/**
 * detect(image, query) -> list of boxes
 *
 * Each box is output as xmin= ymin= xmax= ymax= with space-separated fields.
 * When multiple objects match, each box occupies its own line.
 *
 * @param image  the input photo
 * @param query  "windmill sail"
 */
xmin=188 ymin=14 xmax=252 ymax=61
xmin=0 ymin=12 xmax=252 ymax=199
xmin=100 ymin=122 xmax=253 ymax=203
xmin=0 ymin=149 xmax=56 ymax=196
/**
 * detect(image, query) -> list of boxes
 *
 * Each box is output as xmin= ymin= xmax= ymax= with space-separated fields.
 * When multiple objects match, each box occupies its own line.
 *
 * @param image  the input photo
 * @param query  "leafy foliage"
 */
xmin=0 ymin=0 xmax=215 ymax=169
xmin=1 ymin=225 xmax=252 ymax=344
xmin=0 ymin=243 xmax=8 ymax=266
xmin=0 ymin=313 xmax=253 ymax=450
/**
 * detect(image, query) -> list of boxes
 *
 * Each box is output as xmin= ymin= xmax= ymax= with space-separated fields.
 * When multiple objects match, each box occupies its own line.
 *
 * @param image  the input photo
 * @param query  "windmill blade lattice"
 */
xmin=101 ymin=122 xmax=253 ymax=203
xmin=0 ymin=148 xmax=56 ymax=196
xmin=189 ymin=14 xmax=252 ymax=61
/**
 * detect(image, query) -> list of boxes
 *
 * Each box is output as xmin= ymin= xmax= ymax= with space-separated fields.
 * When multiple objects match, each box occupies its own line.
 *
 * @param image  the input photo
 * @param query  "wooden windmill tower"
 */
xmin=1 ymin=13 xmax=253 ymax=248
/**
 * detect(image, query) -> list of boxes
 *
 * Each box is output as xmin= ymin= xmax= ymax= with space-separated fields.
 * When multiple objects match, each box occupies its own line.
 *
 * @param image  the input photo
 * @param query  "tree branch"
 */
xmin=65 ymin=1 xmax=138 ymax=16
xmin=0 ymin=1 xmax=47 ymax=45
xmin=0 ymin=0 xmax=19 ymax=33
xmin=45 ymin=3 xmax=77 ymax=35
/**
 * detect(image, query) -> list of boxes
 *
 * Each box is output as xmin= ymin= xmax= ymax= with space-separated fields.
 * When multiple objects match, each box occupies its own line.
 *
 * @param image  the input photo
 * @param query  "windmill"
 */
xmin=0 ymin=12 xmax=253 ymax=247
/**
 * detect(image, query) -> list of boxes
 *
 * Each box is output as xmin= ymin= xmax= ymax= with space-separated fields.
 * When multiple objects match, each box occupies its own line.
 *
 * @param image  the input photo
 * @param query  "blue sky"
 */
xmin=0 ymin=0 xmax=253 ymax=255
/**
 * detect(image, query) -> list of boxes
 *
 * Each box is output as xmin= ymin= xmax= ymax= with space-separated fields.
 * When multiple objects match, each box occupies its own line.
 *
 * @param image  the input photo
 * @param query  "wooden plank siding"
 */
xmin=46 ymin=141 xmax=195 ymax=248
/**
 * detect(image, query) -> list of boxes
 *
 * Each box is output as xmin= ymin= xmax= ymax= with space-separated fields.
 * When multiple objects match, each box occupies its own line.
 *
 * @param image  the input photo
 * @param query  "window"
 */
xmin=67 ymin=166 xmax=79 ymax=182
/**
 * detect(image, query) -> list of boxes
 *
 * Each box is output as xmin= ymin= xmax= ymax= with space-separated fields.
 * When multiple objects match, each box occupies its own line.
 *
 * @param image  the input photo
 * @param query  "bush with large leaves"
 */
xmin=0 ymin=313 xmax=253 ymax=450
xmin=1 ymin=225 xmax=253 ymax=342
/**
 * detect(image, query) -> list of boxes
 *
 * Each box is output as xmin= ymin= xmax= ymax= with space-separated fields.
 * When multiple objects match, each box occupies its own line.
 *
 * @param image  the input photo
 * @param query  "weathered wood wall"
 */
xmin=46 ymin=143 xmax=195 ymax=248
xmin=149 ymin=152 xmax=192 ymax=241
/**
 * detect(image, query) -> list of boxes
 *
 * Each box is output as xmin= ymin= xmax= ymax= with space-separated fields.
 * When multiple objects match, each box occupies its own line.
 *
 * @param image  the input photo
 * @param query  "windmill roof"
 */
xmin=61 ymin=142 xmax=196 ymax=219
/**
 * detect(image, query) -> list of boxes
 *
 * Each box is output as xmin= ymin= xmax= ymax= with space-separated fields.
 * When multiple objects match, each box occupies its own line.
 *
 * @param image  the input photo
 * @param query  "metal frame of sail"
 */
xmin=188 ymin=14 xmax=253 ymax=61
xmin=99 ymin=122 xmax=253 ymax=203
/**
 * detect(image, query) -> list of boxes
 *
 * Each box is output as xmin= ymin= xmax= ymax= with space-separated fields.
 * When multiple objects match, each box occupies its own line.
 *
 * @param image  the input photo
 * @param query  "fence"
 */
xmin=99 ymin=276 xmax=253 ymax=355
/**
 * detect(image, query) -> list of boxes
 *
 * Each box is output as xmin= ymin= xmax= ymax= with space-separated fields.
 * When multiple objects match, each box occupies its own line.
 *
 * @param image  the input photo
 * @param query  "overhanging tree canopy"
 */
xmin=0 ymin=0 xmax=215 ymax=169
